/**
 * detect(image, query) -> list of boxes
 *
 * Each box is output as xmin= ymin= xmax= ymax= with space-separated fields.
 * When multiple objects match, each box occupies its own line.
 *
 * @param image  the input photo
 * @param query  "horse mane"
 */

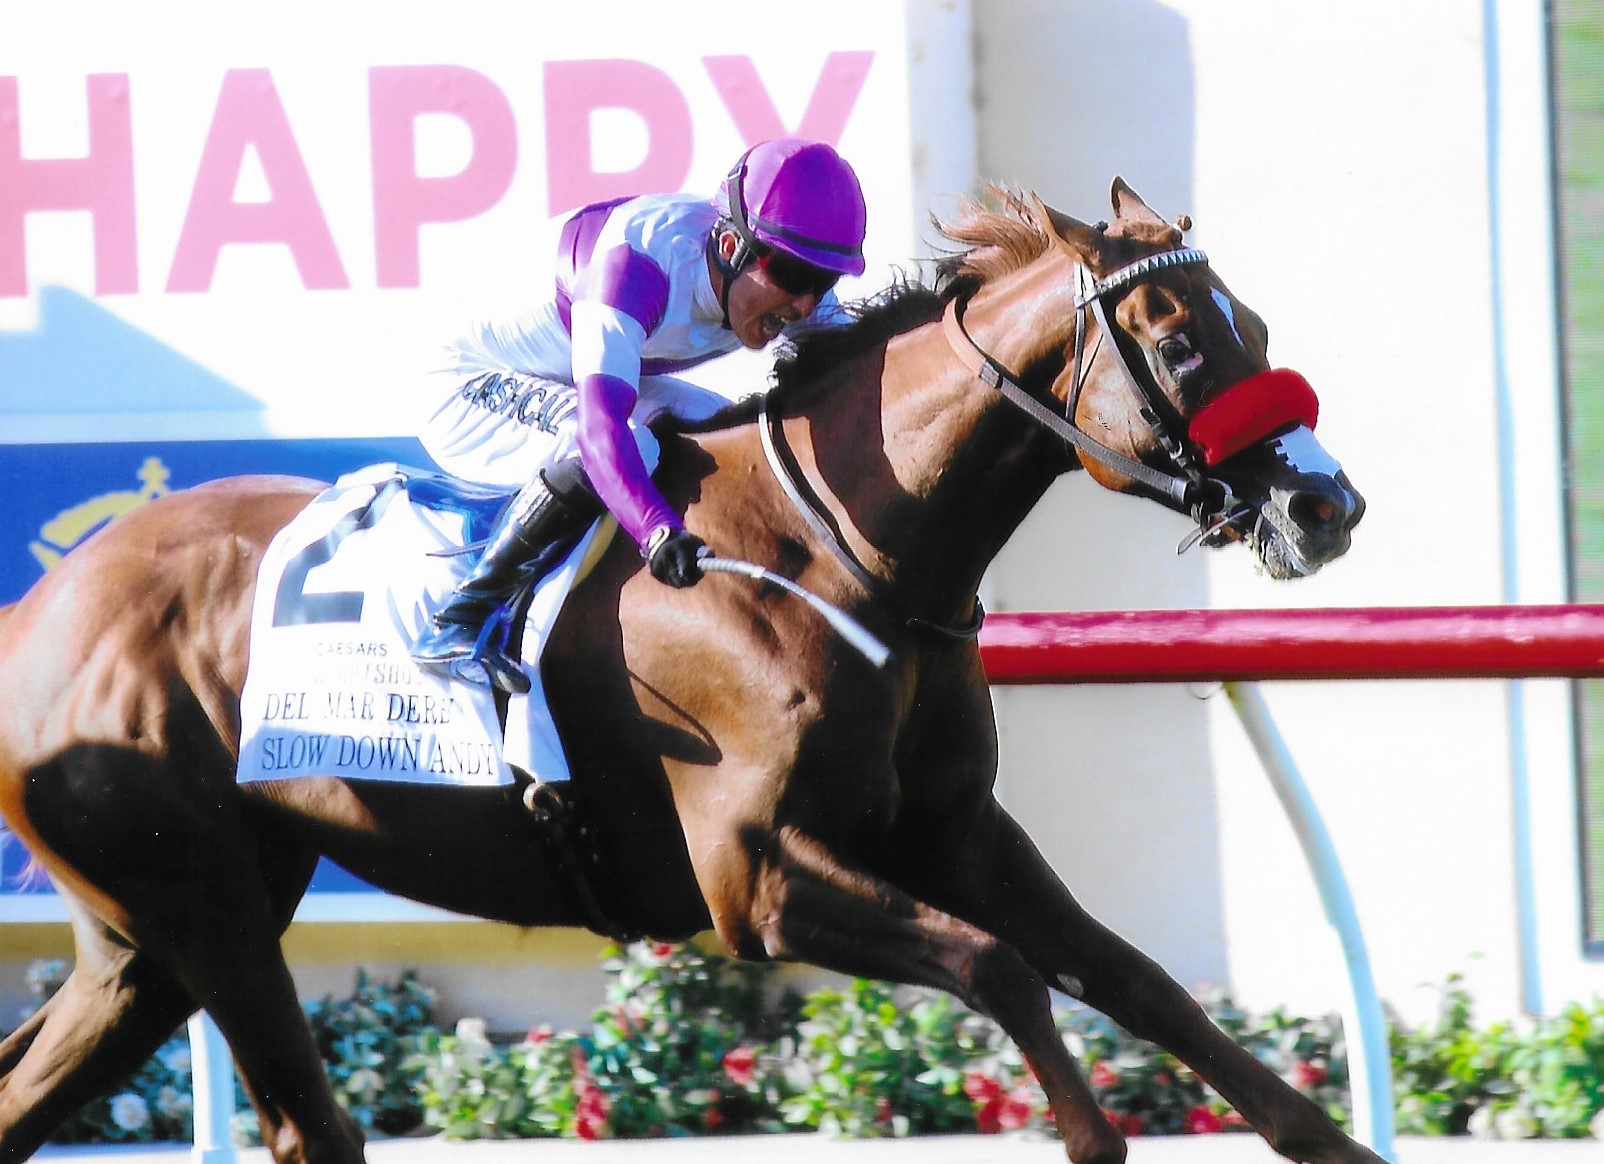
xmin=666 ymin=185 xmax=1051 ymax=433
xmin=931 ymin=182 xmax=1054 ymax=287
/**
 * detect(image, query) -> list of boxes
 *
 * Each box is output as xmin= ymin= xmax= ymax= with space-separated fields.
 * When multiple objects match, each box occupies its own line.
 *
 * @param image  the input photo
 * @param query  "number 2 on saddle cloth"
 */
xmin=270 ymin=466 xmax=569 ymax=725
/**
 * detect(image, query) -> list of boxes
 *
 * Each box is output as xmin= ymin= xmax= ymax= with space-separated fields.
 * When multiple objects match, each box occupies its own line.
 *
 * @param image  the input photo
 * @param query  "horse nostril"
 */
xmin=1288 ymin=491 xmax=1339 ymax=531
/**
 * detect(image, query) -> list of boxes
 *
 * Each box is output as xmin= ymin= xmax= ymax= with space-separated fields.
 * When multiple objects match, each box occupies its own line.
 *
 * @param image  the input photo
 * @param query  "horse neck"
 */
xmin=792 ymin=255 xmax=1080 ymax=622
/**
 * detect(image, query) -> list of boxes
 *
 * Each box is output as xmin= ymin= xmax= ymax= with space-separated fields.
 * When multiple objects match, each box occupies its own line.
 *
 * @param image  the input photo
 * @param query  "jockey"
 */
xmin=413 ymin=138 xmax=869 ymax=693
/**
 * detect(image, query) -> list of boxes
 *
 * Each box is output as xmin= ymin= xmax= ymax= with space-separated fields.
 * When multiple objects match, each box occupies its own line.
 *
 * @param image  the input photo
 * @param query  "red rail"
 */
xmin=977 ymin=604 xmax=1604 ymax=684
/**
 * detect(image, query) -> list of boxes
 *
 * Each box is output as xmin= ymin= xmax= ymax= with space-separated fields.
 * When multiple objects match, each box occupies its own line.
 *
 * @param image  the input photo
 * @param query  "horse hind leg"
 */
xmin=16 ymin=747 xmax=360 ymax=1164
xmin=0 ymin=988 xmax=54 ymax=1081
xmin=726 ymin=825 xmax=1126 ymax=1164
xmin=0 ymin=902 xmax=195 ymax=1163
xmin=99 ymin=848 xmax=362 ymax=1164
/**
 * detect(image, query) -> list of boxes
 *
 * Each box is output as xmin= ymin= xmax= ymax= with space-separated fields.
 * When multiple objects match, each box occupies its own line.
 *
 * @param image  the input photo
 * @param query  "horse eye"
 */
xmin=1157 ymin=335 xmax=1193 ymax=365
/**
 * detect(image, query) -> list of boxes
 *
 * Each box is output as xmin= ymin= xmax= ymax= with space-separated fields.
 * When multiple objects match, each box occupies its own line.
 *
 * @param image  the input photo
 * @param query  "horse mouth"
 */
xmin=1249 ymin=516 xmax=1327 ymax=579
xmin=1242 ymin=478 xmax=1363 ymax=580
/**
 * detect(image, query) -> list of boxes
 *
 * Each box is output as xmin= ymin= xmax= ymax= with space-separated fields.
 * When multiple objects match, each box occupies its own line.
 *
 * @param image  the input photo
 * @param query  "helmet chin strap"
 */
xmin=713 ymin=156 xmax=772 ymax=332
xmin=708 ymin=232 xmax=746 ymax=332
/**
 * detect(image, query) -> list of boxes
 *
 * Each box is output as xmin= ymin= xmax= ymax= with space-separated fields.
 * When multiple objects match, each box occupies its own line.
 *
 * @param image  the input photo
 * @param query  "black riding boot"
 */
xmin=413 ymin=460 xmax=601 ymax=694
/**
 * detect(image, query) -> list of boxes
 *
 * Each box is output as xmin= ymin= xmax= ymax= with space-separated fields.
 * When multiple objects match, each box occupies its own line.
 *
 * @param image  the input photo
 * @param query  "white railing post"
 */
xmin=188 ymin=1012 xmax=237 ymax=1164
xmin=1224 ymin=682 xmax=1396 ymax=1161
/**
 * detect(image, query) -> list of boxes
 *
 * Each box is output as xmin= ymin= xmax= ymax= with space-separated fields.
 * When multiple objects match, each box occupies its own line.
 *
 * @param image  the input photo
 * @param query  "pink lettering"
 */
xmin=0 ymin=74 xmax=137 ymax=297
xmin=369 ymin=65 xmax=517 ymax=289
xmin=543 ymin=59 xmax=692 ymax=215
xmin=166 ymin=68 xmax=348 ymax=293
xmin=702 ymin=52 xmax=874 ymax=147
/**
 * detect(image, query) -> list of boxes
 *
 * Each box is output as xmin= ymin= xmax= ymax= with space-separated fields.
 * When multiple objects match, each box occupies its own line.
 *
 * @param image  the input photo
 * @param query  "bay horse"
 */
xmin=0 ymin=180 xmax=1371 ymax=1164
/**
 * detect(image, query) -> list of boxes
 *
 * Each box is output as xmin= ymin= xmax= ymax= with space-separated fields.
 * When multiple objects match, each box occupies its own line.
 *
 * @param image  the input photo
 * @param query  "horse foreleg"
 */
xmin=0 ymin=902 xmax=195 ymax=1163
xmin=722 ymin=825 xmax=1125 ymax=1164
xmin=915 ymin=804 xmax=1386 ymax=1164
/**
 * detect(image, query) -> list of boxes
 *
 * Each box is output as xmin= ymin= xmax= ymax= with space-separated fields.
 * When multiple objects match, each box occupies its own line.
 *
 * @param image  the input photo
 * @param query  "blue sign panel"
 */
xmin=0 ymin=438 xmax=430 ymax=900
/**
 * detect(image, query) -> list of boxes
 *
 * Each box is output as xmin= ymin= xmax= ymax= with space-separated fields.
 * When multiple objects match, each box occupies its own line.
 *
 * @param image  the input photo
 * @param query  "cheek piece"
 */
xmin=1186 ymin=368 xmax=1320 ymax=467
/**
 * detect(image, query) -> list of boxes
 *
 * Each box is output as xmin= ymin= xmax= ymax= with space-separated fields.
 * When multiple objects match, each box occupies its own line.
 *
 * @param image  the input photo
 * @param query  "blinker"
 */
xmin=1187 ymin=368 xmax=1319 ymax=466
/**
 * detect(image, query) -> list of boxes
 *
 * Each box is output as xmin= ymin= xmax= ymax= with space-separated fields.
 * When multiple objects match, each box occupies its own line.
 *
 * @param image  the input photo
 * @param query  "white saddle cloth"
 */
xmin=235 ymin=462 xmax=610 ymax=788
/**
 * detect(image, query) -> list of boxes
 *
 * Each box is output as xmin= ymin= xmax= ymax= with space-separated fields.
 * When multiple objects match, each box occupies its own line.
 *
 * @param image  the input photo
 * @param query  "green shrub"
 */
xmin=11 ymin=949 xmax=1604 ymax=1145
xmin=1390 ymin=973 xmax=1604 ymax=1139
xmin=5 ymin=963 xmax=441 ymax=1146
xmin=305 ymin=968 xmax=439 ymax=1134
xmin=408 ymin=940 xmax=799 ymax=1140
xmin=780 ymin=976 xmax=1013 ymax=1137
xmin=406 ymin=946 xmax=1366 ymax=1143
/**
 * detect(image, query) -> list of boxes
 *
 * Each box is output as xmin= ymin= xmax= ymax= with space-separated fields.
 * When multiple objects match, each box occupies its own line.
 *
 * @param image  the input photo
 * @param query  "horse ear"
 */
xmin=1028 ymin=192 xmax=1100 ymax=262
xmin=1109 ymin=177 xmax=1169 ymax=228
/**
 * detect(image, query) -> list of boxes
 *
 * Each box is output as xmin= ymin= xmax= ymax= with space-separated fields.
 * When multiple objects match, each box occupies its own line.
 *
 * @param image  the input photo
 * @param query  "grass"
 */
xmin=1555 ymin=1 xmax=1604 ymax=946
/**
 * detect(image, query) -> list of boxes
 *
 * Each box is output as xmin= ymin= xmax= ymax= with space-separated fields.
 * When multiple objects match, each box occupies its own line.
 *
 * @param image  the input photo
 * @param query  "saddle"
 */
xmin=235 ymin=462 xmax=615 ymax=789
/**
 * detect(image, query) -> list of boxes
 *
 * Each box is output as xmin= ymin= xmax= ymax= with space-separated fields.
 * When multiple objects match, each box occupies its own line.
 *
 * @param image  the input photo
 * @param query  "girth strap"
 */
xmin=518 ymin=776 xmax=643 ymax=945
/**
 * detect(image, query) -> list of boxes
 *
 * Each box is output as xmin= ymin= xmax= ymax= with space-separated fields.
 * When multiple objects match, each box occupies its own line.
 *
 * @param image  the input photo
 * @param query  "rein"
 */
xmin=940 ymin=295 xmax=1193 ymax=509
xmin=753 ymin=243 xmax=1298 ymax=645
xmin=758 ymin=394 xmax=986 ymax=642
xmin=943 ymin=247 xmax=1223 ymax=521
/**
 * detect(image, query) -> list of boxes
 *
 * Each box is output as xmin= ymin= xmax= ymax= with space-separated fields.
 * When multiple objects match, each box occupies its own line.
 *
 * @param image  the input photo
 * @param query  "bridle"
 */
xmin=758 ymin=242 xmax=1319 ymax=641
xmin=943 ymin=246 xmax=1250 ymax=535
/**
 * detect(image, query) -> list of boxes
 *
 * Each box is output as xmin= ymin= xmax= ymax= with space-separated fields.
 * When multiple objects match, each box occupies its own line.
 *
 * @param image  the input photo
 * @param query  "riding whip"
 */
xmin=698 ymin=554 xmax=892 ymax=670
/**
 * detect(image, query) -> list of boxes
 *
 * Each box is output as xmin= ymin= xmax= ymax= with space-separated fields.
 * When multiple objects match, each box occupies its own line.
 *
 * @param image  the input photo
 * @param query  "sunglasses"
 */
xmin=756 ymin=249 xmax=840 ymax=299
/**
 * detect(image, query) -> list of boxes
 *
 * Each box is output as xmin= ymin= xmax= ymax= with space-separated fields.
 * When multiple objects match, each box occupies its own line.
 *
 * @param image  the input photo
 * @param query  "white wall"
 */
xmin=975 ymin=0 xmax=1595 ymax=1024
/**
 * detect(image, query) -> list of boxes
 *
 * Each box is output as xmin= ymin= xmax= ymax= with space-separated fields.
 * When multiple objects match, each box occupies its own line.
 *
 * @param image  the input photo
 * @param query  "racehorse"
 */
xmin=0 ymin=180 xmax=1371 ymax=1164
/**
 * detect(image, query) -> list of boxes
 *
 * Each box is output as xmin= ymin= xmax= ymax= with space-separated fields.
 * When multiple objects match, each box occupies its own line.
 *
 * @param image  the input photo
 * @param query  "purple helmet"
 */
xmin=719 ymin=139 xmax=867 ymax=277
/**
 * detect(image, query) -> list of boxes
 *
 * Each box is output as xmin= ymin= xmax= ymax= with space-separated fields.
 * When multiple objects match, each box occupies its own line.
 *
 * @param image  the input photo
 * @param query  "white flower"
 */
xmin=345 ymin=1068 xmax=384 ymax=1102
xmin=159 ymin=1045 xmax=192 ymax=1075
xmin=109 ymin=1093 xmax=150 ymax=1132
xmin=155 ymin=1086 xmax=192 ymax=1122
xmin=1494 ymin=1106 xmax=1539 ymax=1140
xmin=1467 ymin=1105 xmax=1497 ymax=1139
xmin=1590 ymin=1105 xmax=1604 ymax=1140
xmin=454 ymin=1017 xmax=489 ymax=1045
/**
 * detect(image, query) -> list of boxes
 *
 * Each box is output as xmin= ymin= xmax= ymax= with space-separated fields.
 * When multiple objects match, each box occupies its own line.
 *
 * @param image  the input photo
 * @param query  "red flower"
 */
xmin=1185 ymin=1105 xmax=1224 ymax=1134
xmin=704 ymin=1104 xmax=725 ymax=1131
xmin=1104 ymin=1111 xmax=1145 ymax=1136
xmin=723 ymin=1045 xmax=757 ymax=1088
xmin=574 ymin=1081 xmax=609 ymax=1141
xmin=1089 ymin=1060 xmax=1120 ymax=1089
xmin=1222 ymin=1109 xmax=1249 ymax=1130
xmin=963 ymin=1071 xmax=1002 ymax=1103
xmin=524 ymin=1025 xmax=553 ymax=1045
xmin=875 ymin=1098 xmax=893 ymax=1125
xmin=651 ymin=942 xmax=675 ymax=959
xmin=998 ymin=1087 xmax=1036 ymax=1130
xmin=975 ymin=1097 xmax=1003 ymax=1134
xmin=1288 ymin=1060 xmax=1327 ymax=1090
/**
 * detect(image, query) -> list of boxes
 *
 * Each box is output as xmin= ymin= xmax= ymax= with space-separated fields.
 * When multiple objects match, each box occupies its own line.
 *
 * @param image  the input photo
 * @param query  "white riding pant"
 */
xmin=418 ymin=369 xmax=738 ymax=490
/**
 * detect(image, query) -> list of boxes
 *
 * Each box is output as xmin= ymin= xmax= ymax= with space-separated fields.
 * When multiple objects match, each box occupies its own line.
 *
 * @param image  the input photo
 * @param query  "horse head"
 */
xmin=1013 ymin=179 xmax=1365 ymax=578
